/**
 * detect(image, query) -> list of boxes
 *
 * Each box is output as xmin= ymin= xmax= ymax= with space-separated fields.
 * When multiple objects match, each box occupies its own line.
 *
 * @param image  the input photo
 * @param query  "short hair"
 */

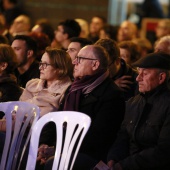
xmin=118 ymin=40 xmax=140 ymax=63
xmin=69 ymin=37 xmax=92 ymax=48
xmin=58 ymin=19 xmax=81 ymax=38
xmin=95 ymin=38 xmax=120 ymax=63
xmin=92 ymin=15 xmax=107 ymax=24
xmin=12 ymin=35 xmax=37 ymax=56
xmin=0 ymin=44 xmax=17 ymax=74
xmin=45 ymin=47 xmax=73 ymax=79
xmin=36 ymin=19 xmax=55 ymax=42
xmin=91 ymin=44 xmax=109 ymax=70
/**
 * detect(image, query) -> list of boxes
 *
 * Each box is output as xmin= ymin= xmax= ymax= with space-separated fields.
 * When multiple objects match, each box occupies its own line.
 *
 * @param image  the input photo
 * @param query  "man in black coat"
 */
xmin=36 ymin=45 xmax=125 ymax=170
xmin=107 ymin=52 xmax=170 ymax=170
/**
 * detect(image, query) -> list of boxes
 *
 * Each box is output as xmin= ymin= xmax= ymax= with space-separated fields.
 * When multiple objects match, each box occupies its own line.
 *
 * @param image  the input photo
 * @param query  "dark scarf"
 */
xmin=63 ymin=70 xmax=109 ymax=111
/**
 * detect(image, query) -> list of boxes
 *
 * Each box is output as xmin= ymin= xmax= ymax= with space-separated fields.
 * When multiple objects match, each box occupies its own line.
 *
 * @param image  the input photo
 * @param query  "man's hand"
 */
xmin=37 ymin=144 xmax=55 ymax=164
xmin=114 ymin=75 xmax=133 ymax=91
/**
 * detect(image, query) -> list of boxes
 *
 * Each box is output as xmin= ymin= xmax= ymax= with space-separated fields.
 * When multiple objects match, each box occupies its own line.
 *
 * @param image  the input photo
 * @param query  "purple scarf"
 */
xmin=63 ymin=70 xmax=109 ymax=111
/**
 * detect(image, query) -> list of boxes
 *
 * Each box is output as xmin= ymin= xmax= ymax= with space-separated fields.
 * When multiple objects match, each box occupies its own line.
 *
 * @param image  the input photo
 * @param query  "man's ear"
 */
xmin=0 ymin=62 xmax=8 ymax=71
xmin=159 ymin=72 xmax=166 ymax=84
xmin=27 ymin=50 xmax=33 ymax=58
xmin=92 ymin=60 xmax=100 ymax=71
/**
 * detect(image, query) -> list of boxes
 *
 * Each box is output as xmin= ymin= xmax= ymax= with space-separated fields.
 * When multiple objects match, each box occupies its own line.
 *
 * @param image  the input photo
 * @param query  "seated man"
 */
xmin=37 ymin=45 xmax=125 ymax=170
xmin=107 ymin=52 xmax=170 ymax=170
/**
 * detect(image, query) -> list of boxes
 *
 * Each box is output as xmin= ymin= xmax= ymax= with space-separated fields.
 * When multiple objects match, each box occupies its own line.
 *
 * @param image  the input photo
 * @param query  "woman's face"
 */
xmin=39 ymin=52 xmax=59 ymax=82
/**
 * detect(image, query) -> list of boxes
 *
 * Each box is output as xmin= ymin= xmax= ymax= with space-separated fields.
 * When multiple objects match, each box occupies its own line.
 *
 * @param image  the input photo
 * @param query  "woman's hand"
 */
xmin=37 ymin=144 xmax=55 ymax=164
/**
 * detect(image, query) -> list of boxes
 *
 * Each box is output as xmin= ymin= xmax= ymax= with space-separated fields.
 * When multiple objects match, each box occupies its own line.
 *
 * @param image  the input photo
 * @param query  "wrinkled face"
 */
xmin=67 ymin=42 xmax=81 ymax=61
xmin=89 ymin=17 xmax=104 ymax=35
xmin=72 ymin=46 xmax=98 ymax=79
xmin=39 ymin=52 xmax=59 ymax=81
xmin=55 ymin=25 xmax=66 ymax=43
xmin=11 ymin=39 xmax=28 ymax=67
xmin=120 ymin=48 xmax=131 ymax=65
xmin=136 ymin=68 xmax=163 ymax=93
xmin=154 ymin=41 xmax=170 ymax=54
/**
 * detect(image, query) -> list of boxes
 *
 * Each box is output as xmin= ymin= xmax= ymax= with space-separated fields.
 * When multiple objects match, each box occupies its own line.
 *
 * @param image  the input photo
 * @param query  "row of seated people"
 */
xmin=1 ymin=37 xmax=170 ymax=169
xmin=1 ymin=15 xmax=170 ymax=170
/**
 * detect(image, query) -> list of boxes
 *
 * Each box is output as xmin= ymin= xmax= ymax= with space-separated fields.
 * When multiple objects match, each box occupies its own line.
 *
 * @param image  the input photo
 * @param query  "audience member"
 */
xmin=118 ymin=40 xmax=140 ymax=66
xmin=20 ymin=47 xmax=72 ymax=117
xmin=155 ymin=19 xmax=170 ymax=39
xmin=0 ymin=44 xmax=22 ymax=102
xmin=29 ymin=32 xmax=51 ymax=61
xmin=132 ymin=38 xmax=153 ymax=58
xmin=88 ymin=15 xmax=106 ymax=43
xmin=31 ymin=19 xmax=55 ymax=44
xmin=67 ymin=37 xmax=92 ymax=61
xmin=75 ymin=18 xmax=89 ymax=38
xmin=154 ymin=35 xmax=170 ymax=54
xmin=95 ymin=38 xmax=138 ymax=101
xmin=99 ymin=24 xmax=119 ymax=41
xmin=117 ymin=20 xmax=138 ymax=42
xmin=107 ymin=52 xmax=170 ymax=170
xmin=54 ymin=19 xmax=81 ymax=51
xmin=36 ymin=45 xmax=125 ymax=170
xmin=1 ymin=0 xmax=27 ymax=28
xmin=11 ymin=35 xmax=40 ymax=88
xmin=9 ymin=14 xmax=31 ymax=36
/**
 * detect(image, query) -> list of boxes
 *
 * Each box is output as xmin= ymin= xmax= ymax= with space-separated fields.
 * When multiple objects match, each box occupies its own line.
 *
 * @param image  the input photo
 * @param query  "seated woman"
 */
xmin=19 ymin=47 xmax=73 ymax=117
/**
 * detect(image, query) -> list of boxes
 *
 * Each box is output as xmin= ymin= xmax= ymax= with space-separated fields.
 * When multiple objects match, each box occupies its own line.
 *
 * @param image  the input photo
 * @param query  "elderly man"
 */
xmin=36 ymin=45 xmax=125 ymax=170
xmin=107 ymin=52 xmax=170 ymax=170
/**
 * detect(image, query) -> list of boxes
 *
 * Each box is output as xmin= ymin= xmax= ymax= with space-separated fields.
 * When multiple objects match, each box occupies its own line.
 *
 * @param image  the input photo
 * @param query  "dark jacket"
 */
xmin=107 ymin=84 xmax=170 ymax=170
xmin=0 ymin=75 xmax=23 ymax=102
xmin=40 ymin=77 xmax=125 ymax=162
xmin=14 ymin=61 xmax=40 ymax=88
xmin=112 ymin=59 xmax=138 ymax=101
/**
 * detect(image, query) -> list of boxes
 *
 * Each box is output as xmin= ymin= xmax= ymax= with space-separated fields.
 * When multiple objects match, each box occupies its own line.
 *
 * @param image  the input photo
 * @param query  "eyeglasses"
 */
xmin=75 ymin=56 xmax=98 ymax=64
xmin=39 ymin=62 xmax=53 ymax=69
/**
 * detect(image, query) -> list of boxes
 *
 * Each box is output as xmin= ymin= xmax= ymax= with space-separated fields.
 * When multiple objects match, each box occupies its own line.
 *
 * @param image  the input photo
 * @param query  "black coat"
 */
xmin=0 ymin=75 xmax=22 ymax=102
xmin=107 ymin=84 xmax=170 ymax=170
xmin=40 ymin=77 xmax=125 ymax=162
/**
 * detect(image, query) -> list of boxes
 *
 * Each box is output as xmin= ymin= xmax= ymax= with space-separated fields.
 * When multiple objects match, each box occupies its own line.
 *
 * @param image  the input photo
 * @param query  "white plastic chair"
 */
xmin=0 ymin=101 xmax=40 ymax=170
xmin=26 ymin=111 xmax=91 ymax=170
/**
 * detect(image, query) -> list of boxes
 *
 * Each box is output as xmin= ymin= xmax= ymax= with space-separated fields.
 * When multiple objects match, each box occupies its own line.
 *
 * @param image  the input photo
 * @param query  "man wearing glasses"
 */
xmin=39 ymin=45 xmax=125 ymax=170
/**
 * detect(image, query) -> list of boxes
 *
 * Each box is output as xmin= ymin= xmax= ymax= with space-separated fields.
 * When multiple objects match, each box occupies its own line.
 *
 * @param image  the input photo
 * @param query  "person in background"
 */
xmin=54 ymin=19 xmax=81 ymax=51
xmin=118 ymin=40 xmax=140 ymax=67
xmin=20 ymin=47 xmax=72 ymax=117
xmin=88 ymin=15 xmax=106 ymax=43
xmin=107 ymin=52 xmax=170 ymax=170
xmin=99 ymin=24 xmax=119 ymax=41
xmin=154 ymin=35 xmax=170 ymax=54
xmin=9 ymin=14 xmax=31 ymax=36
xmin=95 ymin=38 xmax=138 ymax=101
xmin=155 ymin=19 xmax=170 ymax=40
xmin=11 ymin=35 xmax=40 ymax=88
xmin=0 ymin=43 xmax=22 ymax=102
xmin=75 ymin=18 xmax=89 ymax=38
xmin=29 ymin=32 xmax=51 ymax=61
xmin=117 ymin=20 xmax=138 ymax=43
xmin=67 ymin=37 xmax=92 ymax=61
xmin=132 ymin=38 xmax=153 ymax=58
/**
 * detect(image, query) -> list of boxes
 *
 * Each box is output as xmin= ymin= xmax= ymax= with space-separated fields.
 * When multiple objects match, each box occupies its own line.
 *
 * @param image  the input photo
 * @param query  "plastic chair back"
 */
xmin=0 ymin=101 xmax=40 ymax=170
xmin=26 ymin=111 xmax=91 ymax=170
